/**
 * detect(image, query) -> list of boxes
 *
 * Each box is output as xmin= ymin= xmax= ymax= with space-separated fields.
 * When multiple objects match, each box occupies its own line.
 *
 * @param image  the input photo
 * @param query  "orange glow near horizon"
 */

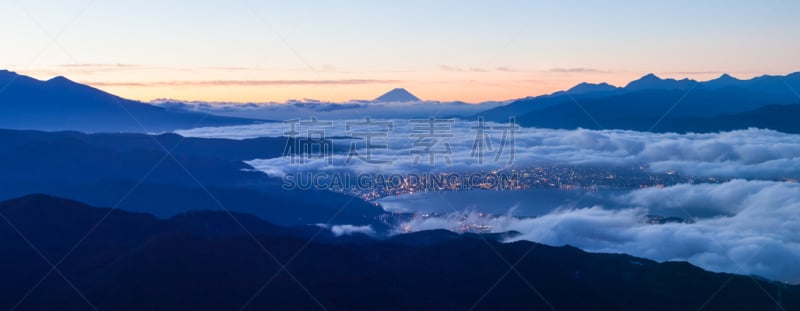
xmin=85 ymin=80 xmax=559 ymax=103
xmin=84 ymin=74 xmax=760 ymax=103
xmin=13 ymin=67 xmax=791 ymax=104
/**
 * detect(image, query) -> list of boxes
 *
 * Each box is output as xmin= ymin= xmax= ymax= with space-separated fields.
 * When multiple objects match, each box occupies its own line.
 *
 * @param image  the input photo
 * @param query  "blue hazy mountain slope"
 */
xmin=511 ymin=87 xmax=793 ymax=131
xmin=0 ymin=129 xmax=290 ymax=162
xmin=660 ymin=104 xmax=800 ymax=133
xmin=478 ymin=72 xmax=800 ymax=132
xmin=476 ymin=88 xmax=617 ymax=121
xmin=1 ymin=194 xmax=796 ymax=310
xmin=0 ymin=129 xmax=382 ymax=226
xmin=0 ymin=70 xmax=262 ymax=133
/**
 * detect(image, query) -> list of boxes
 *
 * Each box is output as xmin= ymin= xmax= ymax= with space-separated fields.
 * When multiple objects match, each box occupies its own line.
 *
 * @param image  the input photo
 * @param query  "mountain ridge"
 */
xmin=1 ymin=193 xmax=796 ymax=310
xmin=0 ymin=70 xmax=262 ymax=133
xmin=477 ymin=71 xmax=800 ymax=133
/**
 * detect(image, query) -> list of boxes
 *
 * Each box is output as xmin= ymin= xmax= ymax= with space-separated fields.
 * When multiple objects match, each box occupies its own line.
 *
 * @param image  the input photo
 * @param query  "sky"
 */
xmin=2 ymin=0 xmax=800 ymax=103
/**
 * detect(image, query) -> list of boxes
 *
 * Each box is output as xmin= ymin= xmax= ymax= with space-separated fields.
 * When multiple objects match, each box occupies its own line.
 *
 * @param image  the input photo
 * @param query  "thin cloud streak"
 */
xmin=495 ymin=66 xmax=520 ymax=72
xmin=59 ymin=63 xmax=141 ymax=68
xmin=439 ymin=65 xmax=492 ymax=73
xmin=547 ymin=67 xmax=607 ymax=73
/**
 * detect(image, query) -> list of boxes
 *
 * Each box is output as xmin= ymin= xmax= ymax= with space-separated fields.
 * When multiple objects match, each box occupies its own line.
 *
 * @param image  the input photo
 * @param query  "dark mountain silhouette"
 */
xmin=477 ymin=72 xmax=800 ymax=133
xmin=0 ymin=129 xmax=382 ymax=227
xmin=373 ymin=88 xmax=421 ymax=102
xmin=0 ymin=194 xmax=796 ymax=310
xmin=0 ymin=70 xmax=262 ymax=133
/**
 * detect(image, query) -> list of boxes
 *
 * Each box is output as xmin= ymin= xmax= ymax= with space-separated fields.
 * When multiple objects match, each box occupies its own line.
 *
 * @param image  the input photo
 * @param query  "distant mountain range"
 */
xmin=478 ymin=72 xmax=800 ymax=133
xmin=4 ymin=69 xmax=800 ymax=134
xmin=0 ymin=194 xmax=795 ymax=310
xmin=373 ymin=87 xmax=421 ymax=102
xmin=0 ymin=70 xmax=262 ymax=133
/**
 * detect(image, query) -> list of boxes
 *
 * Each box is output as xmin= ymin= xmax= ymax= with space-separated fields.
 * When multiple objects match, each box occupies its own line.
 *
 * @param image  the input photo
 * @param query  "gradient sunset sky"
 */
xmin=3 ymin=0 xmax=799 ymax=103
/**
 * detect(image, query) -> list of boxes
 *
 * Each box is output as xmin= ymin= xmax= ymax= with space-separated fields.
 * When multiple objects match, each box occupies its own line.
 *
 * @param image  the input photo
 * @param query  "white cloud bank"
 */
xmin=331 ymin=224 xmax=376 ymax=237
xmin=397 ymin=180 xmax=800 ymax=283
xmin=177 ymin=122 xmax=800 ymax=282
xmin=178 ymin=121 xmax=800 ymax=180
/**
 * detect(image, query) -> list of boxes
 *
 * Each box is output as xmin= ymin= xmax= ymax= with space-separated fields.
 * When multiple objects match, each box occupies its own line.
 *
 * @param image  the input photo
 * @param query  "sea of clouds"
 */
xmin=397 ymin=180 xmax=800 ymax=283
xmin=177 ymin=121 xmax=800 ymax=283
xmin=179 ymin=120 xmax=800 ymax=180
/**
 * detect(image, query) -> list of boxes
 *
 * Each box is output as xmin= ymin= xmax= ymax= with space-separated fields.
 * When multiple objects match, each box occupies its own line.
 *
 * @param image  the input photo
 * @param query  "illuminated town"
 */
xmin=311 ymin=165 xmax=734 ymax=202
